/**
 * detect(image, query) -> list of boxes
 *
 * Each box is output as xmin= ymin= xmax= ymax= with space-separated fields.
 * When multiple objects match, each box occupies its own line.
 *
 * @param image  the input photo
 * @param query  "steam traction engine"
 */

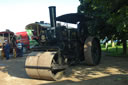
xmin=25 ymin=6 xmax=101 ymax=80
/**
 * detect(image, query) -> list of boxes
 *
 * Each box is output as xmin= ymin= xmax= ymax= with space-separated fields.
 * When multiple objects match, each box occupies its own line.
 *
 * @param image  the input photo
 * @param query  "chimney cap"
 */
xmin=49 ymin=6 xmax=56 ymax=8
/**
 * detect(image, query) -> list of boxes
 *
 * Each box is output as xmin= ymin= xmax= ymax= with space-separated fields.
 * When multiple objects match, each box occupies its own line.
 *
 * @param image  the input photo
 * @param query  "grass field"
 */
xmin=101 ymin=43 xmax=128 ymax=57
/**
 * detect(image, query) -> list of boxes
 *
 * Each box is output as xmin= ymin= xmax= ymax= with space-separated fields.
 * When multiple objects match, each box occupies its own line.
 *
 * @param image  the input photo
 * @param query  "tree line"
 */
xmin=78 ymin=0 xmax=128 ymax=54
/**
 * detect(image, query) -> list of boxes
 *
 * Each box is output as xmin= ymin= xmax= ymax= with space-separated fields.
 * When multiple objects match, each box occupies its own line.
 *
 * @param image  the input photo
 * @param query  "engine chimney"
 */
xmin=49 ymin=6 xmax=56 ymax=27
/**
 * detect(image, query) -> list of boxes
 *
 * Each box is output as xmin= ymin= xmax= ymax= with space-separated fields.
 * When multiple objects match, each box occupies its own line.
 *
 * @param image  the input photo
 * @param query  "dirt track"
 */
xmin=0 ymin=53 xmax=128 ymax=85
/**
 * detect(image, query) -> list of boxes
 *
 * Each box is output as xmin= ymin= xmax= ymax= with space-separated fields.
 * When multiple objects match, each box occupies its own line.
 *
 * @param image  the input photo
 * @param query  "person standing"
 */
xmin=16 ymin=40 xmax=24 ymax=57
xmin=4 ymin=41 xmax=10 ymax=60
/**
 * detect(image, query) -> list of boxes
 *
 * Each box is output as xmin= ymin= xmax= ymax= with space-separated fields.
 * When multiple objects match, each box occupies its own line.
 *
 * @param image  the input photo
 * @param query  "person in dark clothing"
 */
xmin=4 ymin=41 xmax=10 ymax=60
xmin=16 ymin=40 xmax=24 ymax=57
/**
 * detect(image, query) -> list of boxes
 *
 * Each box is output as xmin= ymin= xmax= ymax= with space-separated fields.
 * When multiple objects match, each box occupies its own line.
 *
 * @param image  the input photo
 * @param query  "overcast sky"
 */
xmin=0 ymin=0 xmax=80 ymax=33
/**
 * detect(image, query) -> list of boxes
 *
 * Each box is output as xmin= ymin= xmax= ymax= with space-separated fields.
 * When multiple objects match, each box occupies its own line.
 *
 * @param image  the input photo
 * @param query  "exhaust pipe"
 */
xmin=49 ymin=6 xmax=56 ymax=27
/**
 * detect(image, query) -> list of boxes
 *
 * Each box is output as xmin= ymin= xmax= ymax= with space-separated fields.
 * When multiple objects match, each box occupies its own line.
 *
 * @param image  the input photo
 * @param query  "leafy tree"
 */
xmin=78 ymin=0 xmax=128 ymax=54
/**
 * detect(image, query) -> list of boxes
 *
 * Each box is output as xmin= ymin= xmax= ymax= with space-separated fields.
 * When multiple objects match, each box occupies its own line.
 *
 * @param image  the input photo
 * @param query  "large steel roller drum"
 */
xmin=25 ymin=51 xmax=64 ymax=81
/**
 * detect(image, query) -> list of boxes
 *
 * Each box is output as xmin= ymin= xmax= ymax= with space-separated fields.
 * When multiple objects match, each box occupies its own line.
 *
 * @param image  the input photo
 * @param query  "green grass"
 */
xmin=101 ymin=43 xmax=128 ymax=57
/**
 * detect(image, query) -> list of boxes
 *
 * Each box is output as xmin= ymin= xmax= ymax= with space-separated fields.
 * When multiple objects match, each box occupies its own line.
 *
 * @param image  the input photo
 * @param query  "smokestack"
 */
xmin=49 ymin=6 xmax=56 ymax=27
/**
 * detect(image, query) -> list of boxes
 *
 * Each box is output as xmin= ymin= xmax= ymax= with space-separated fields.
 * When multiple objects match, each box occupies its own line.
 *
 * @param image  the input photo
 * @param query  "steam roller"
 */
xmin=25 ymin=51 xmax=65 ymax=81
xmin=24 ymin=6 xmax=102 ymax=81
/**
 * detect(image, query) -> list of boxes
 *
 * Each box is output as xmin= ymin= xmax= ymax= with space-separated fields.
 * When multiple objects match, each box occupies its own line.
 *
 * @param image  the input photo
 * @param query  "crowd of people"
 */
xmin=1 ymin=40 xmax=24 ymax=60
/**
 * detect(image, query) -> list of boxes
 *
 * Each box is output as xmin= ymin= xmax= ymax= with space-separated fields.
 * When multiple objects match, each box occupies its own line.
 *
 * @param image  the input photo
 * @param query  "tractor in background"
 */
xmin=0 ymin=30 xmax=17 ymax=59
